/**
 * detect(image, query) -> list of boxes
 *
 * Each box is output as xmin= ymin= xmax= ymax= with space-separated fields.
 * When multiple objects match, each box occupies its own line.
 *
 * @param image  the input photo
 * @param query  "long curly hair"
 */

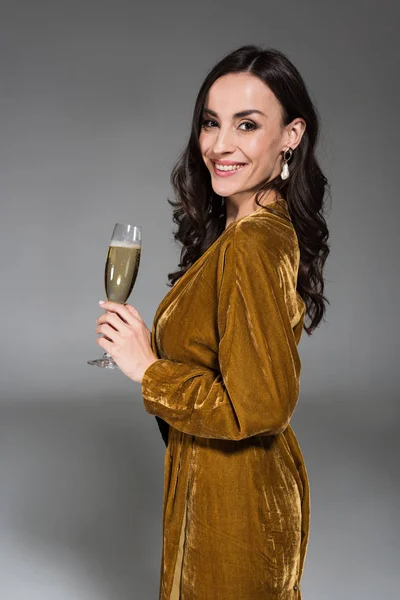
xmin=166 ymin=45 xmax=330 ymax=335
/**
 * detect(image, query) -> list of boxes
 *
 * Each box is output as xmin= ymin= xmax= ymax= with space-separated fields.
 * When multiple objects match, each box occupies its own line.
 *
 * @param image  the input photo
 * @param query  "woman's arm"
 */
xmin=141 ymin=220 xmax=304 ymax=440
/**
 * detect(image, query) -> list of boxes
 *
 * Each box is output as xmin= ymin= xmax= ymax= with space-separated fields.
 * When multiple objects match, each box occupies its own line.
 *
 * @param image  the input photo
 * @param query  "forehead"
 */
xmin=205 ymin=72 xmax=280 ymax=116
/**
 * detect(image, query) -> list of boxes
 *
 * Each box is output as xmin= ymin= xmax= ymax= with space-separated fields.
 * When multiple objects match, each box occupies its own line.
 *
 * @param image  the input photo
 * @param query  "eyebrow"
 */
xmin=202 ymin=107 xmax=267 ymax=118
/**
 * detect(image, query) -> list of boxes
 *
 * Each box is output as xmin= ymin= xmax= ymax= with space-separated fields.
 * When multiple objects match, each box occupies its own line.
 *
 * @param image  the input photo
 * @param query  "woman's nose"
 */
xmin=212 ymin=127 xmax=236 ymax=154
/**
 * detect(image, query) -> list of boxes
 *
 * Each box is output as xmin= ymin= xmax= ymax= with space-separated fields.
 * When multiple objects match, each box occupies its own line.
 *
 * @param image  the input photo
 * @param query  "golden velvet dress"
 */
xmin=141 ymin=198 xmax=310 ymax=599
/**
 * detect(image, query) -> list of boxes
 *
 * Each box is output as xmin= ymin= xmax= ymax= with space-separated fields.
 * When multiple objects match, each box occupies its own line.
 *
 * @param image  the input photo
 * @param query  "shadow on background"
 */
xmin=0 ymin=396 xmax=165 ymax=600
xmin=0 ymin=395 xmax=398 ymax=599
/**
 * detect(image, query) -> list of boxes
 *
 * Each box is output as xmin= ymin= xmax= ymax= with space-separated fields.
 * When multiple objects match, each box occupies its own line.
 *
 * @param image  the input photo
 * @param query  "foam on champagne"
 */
xmin=109 ymin=241 xmax=141 ymax=249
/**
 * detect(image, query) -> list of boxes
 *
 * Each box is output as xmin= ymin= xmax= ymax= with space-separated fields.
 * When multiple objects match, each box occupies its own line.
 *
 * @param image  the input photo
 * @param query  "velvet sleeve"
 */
xmin=141 ymin=221 xmax=303 ymax=440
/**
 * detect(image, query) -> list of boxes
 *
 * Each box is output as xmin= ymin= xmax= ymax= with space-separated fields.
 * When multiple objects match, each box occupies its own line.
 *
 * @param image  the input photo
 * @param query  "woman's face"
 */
xmin=199 ymin=73 xmax=299 ymax=207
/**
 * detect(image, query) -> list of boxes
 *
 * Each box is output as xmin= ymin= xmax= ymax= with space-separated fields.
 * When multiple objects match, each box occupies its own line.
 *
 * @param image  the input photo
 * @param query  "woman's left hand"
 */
xmin=95 ymin=301 xmax=158 ymax=383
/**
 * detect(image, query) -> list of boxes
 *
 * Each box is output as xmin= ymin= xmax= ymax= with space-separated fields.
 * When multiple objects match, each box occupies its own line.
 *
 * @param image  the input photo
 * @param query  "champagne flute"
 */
xmin=87 ymin=223 xmax=142 ymax=369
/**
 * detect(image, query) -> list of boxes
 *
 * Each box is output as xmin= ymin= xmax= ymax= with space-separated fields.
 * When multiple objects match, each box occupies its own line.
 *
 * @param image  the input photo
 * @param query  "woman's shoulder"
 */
xmin=222 ymin=205 xmax=300 ymax=269
xmin=218 ymin=206 xmax=302 ymax=322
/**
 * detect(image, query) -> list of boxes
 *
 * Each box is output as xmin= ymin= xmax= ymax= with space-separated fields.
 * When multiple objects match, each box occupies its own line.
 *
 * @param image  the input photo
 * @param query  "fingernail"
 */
xmin=99 ymin=300 xmax=105 ymax=305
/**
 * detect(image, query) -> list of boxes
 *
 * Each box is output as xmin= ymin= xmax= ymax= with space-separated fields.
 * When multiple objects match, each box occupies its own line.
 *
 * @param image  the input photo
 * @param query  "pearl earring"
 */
xmin=280 ymin=147 xmax=294 ymax=180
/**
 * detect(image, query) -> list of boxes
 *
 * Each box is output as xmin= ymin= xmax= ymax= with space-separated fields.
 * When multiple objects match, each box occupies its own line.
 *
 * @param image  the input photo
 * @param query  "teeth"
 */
xmin=215 ymin=163 xmax=246 ymax=171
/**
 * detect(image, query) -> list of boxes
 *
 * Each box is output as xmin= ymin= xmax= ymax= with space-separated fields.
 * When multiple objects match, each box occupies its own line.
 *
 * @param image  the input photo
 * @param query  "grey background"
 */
xmin=1 ymin=0 xmax=399 ymax=598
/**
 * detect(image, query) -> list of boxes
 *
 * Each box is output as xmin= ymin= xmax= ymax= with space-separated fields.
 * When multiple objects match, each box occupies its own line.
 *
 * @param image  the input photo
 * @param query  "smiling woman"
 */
xmin=198 ymin=72 xmax=307 ymax=226
xmin=139 ymin=44 xmax=331 ymax=600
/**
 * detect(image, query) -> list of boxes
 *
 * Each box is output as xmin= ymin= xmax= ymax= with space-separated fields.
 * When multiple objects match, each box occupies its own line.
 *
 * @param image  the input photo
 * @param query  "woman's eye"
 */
xmin=239 ymin=121 xmax=257 ymax=131
xmin=200 ymin=119 xmax=257 ymax=131
xmin=200 ymin=119 xmax=216 ymax=128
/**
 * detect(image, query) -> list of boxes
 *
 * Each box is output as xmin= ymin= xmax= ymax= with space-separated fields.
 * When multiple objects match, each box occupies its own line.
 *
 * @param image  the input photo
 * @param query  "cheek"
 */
xmin=246 ymin=132 xmax=278 ymax=165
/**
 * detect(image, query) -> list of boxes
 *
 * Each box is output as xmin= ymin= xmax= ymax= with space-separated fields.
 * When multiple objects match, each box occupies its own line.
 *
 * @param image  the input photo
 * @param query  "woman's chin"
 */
xmin=212 ymin=183 xmax=244 ymax=197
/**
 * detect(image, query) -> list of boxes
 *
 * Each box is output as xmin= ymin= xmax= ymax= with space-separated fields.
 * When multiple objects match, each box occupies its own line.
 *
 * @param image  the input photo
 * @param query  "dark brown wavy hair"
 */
xmin=166 ymin=45 xmax=330 ymax=335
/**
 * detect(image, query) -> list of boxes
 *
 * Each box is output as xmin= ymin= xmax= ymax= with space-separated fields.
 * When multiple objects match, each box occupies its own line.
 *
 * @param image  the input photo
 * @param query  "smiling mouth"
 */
xmin=212 ymin=162 xmax=249 ymax=177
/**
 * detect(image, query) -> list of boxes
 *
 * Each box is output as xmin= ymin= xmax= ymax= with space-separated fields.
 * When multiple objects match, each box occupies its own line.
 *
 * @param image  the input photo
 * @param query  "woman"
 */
xmin=95 ymin=45 xmax=330 ymax=599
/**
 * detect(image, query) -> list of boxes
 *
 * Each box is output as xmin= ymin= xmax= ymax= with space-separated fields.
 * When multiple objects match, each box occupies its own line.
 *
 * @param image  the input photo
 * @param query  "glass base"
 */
xmin=87 ymin=352 xmax=120 ymax=370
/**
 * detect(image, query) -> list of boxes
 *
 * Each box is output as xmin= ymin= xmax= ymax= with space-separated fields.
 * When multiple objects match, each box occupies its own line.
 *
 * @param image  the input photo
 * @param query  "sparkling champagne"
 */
xmin=105 ymin=241 xmax=141 ymax=303
xmin=88 ymin=222 xmax=142 ymax=370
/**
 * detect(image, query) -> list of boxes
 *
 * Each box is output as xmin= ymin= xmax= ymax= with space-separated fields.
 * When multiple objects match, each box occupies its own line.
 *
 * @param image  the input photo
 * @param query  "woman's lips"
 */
xmin=212 ymin=162 xmax=249 ymax=177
